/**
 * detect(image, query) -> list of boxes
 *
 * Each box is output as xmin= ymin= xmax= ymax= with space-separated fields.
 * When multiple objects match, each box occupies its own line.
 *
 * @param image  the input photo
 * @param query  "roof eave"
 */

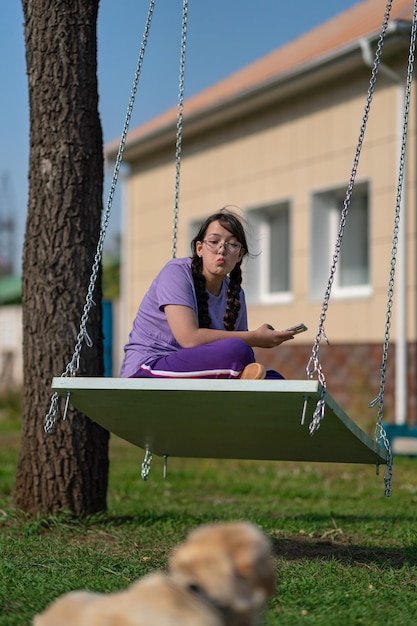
xmin=105 ymin=21 xmax=411 ymax=164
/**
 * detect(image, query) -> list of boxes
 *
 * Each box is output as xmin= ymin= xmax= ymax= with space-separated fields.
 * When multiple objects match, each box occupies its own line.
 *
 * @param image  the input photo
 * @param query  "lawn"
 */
xmin=0 ymin=391 xmax=416 ymax=625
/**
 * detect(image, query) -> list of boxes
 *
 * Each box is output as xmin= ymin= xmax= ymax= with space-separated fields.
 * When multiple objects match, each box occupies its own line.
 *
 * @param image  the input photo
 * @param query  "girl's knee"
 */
xmin=221 ymin=338 xmax=254 ymax=364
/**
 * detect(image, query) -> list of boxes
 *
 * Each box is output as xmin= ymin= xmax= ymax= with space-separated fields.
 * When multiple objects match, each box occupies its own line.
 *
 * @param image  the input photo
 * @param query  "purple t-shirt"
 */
xmin=120 ymin=257 xmax=248 ymax=377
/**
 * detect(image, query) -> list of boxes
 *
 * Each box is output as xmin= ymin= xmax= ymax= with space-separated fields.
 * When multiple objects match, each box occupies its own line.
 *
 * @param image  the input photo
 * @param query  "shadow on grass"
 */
xmin=272 ymin=536 xmax=417 ymax=567
xmin=6 ymin=508 xmax=416 ymax=570
xmin=95 ymin=513 xmax=417 ymax=568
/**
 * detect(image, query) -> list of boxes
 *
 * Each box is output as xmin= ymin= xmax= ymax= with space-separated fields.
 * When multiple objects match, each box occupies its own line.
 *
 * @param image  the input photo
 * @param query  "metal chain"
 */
xmin=369 ymin=0 xmax=417 ymax=497
xmin=140 ymin=2 xmax=188 ymax=474
xmin=45 ymin=0 xmax=157 ymax=433
xmin=141 ymin=449 xmax=153 ymax=480
xmin=171 ymin=0 xmax=188 ymax=259
xmin=306 ymin=0 xmax=393 ymax=435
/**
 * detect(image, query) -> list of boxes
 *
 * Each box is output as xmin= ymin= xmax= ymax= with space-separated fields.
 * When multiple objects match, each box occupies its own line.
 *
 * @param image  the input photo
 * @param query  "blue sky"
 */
xmin=0 ymin=0 xmax=360 ymax=272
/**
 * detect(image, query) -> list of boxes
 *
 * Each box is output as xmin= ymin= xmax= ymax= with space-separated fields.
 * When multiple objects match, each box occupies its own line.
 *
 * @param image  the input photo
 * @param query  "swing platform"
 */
xmin=52 ymin=377 xmax=387 ymax=465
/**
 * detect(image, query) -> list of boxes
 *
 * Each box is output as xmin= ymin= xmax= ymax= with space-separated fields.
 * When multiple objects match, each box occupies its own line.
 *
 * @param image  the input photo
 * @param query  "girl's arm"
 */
xmin=165 ymin=304 xmax=295 ymax=349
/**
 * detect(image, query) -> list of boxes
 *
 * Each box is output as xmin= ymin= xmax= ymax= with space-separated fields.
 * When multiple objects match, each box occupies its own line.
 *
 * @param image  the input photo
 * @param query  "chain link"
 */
xmin=44 ymin=0 xmax=157 ymax=433
xmin=307 ymin=0 xmax=393 ymax=435
xmin=141 ymin=449 xmax=153 ymax=480
xmin=171 ymin=0 xmax=188 ymax=259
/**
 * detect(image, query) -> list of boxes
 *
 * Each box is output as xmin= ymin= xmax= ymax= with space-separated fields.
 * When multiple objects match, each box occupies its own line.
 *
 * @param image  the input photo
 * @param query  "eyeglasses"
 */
xmin=202 ymin=239 xmax=243 ymax=254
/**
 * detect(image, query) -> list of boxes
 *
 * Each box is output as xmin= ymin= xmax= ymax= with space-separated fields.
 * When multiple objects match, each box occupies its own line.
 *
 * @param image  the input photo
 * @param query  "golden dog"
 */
xmin=33 ymin=521 xmax=275 ymax=626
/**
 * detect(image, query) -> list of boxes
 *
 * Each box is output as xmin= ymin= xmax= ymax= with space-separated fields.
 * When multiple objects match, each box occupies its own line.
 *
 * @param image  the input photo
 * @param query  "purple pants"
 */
xmin=130 ymin=338 xmax=284 ymax=379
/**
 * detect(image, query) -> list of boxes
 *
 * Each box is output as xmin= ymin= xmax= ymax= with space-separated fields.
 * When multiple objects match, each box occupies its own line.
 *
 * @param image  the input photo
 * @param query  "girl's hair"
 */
xmin=190 ymin=208 xmax=249 ymax=331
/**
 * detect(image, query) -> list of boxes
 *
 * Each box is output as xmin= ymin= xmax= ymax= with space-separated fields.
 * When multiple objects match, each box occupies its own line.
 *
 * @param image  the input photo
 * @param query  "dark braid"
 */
xmin=190 ymin=207 xmax=249 ymax=331
xmin=191 ymin=255 xmax=211 ymax=328
xmin=224 ymin=263 xmax=242 ymax=331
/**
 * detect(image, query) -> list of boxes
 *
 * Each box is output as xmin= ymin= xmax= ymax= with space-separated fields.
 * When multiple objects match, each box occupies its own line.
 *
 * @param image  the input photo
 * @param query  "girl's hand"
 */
xmin=253 ymin=323 xmax=295 ymax=348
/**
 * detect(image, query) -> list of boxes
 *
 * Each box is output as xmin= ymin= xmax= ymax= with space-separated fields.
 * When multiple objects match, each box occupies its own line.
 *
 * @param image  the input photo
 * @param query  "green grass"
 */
xmin=1 ymin=394 xmax=417 ymax=625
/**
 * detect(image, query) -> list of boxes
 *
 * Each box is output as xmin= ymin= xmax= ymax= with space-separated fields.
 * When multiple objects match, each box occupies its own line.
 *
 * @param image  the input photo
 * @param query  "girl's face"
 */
xmin=195 ymin=220 xmax=244 ymax=285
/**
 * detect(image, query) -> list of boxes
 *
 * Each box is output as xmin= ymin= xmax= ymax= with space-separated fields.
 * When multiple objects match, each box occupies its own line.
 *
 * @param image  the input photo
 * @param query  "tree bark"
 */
xmin=14 ymin=0 xmax=109 ymax=514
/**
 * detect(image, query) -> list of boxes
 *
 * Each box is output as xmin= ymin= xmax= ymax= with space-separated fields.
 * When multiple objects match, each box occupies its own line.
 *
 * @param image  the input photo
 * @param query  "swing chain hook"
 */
xmin=308 ymin=365 xmax=327 ymax=436
xmin=141 ymin=449 xmax=153 ymax=481
xmin=306 ymin=341 xmax=327 ymax=435
xmin=44 ymin=392 xmax=60 ymax=434
xmin=44 ymin=390 xmax=73 ymax=434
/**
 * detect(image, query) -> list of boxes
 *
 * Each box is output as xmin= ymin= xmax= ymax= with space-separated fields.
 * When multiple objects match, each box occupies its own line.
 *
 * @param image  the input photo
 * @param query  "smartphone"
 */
xmin=286 ymin=323 xmax=308 ymax=334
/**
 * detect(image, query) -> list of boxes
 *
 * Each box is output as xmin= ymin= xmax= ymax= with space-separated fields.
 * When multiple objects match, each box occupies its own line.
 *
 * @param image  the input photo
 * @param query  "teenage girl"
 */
xmin=120 ymin=208 xmax=296 ymax=379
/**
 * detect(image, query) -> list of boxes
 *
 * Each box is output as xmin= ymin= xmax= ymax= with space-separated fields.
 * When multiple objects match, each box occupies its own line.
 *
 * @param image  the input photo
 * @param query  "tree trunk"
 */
xmin=14 ymin=0 xmax=109 ymax=514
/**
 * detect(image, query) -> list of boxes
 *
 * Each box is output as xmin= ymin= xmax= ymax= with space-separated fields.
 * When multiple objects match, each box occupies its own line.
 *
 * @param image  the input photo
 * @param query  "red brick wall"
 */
xmin=255 ymin=342 xmax=417 ymax=430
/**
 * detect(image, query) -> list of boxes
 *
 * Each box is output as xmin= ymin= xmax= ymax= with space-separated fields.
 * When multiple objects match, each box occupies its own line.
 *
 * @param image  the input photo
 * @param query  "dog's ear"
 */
xmin=231 ymin=533 xmax=275 ymax=597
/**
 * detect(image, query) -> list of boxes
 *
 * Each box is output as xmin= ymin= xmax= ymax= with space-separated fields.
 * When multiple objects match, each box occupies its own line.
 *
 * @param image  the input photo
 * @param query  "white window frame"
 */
xmin=246 ymin=202 xmax=292 ymax=305
xmin=310 ymin=182 xmax=371 ymax=301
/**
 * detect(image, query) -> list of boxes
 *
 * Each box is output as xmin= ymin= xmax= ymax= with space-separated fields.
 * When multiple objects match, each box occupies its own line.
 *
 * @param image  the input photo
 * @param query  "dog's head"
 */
xmin=168 ymin=522 xmax=275 ymax=625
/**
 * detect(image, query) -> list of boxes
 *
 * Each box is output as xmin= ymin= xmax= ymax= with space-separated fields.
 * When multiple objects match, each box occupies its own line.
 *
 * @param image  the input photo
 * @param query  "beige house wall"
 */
xmin=120 ymin=65 xmax=416 ymax=354
xmin=0 ymin=305 xmax=23 ymax=389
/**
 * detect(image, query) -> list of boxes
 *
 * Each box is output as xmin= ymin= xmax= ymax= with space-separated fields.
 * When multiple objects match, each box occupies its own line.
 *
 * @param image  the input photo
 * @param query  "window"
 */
xmin=310 ymin=182 xmax=370 ymax=300
xmin=246 ymin=202 xmax=291 ymax=304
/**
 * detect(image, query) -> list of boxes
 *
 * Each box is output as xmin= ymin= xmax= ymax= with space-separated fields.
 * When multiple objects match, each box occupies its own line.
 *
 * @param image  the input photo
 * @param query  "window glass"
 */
xmin=311 ymin=182 xmax=370 ymax=299
xmin=246 ymin=202 xmax=291 ymax=303
xmin=269 ymin=208 xmax=290 ymax=293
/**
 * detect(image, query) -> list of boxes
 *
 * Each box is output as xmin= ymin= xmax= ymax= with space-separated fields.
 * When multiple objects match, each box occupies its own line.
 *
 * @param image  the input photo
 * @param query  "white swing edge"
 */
xmin=51 ymin=377 xmax=388 ymax=466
